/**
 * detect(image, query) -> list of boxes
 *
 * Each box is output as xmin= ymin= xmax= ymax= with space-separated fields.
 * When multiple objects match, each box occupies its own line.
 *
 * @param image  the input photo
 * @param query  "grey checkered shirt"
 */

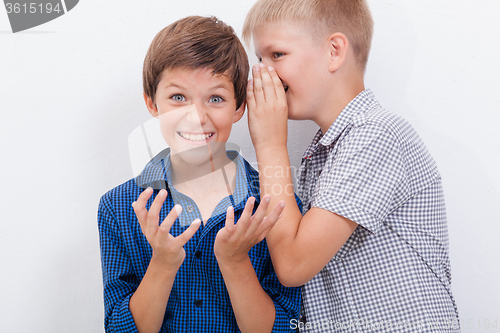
xmin=296 ymin=90 xmax=460 ymax=332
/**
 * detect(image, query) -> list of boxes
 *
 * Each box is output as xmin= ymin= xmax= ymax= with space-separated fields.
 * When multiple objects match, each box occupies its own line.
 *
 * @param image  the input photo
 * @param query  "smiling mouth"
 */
xmin=177 ymin=132 xmax=214 ymax=142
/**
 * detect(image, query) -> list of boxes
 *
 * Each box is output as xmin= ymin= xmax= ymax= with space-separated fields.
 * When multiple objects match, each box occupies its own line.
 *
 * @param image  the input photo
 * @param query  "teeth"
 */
xmin=179 ymin=132 xmax=213 ymax=141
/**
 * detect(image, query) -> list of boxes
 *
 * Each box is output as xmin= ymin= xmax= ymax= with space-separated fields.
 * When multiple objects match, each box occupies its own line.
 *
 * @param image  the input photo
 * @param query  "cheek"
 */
xmin=213 ymin=114 xmax=234 ymax=139
xmin=158 ymin=110 xmax=183 ymax=143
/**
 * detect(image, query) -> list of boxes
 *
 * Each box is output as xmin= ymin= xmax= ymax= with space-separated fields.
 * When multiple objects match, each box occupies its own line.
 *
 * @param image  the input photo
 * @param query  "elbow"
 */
xmin=274 ymin=263 xmax=309 ymax=288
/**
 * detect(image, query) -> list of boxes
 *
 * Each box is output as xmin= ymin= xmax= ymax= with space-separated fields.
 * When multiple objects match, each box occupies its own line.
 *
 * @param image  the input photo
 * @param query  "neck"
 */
xmin=169 ymin=147 xmax=235 ymax=195
xmin=313 ymin=71 xmax=366 ymax=134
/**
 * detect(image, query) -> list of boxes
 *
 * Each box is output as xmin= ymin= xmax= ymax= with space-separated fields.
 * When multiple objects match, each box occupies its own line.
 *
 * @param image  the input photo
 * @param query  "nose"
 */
xmin=186 ymin=101 xmax=208 ymax=126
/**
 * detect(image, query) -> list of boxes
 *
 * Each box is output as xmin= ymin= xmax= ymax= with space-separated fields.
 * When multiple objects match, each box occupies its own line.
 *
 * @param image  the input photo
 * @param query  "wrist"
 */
xmin=149 ymin=255 xmax=181 ymax=278
xmin=255 ymin=144 xmax=288 ymax=160
xmin=216 ymin=253 xmax=250 ymax=270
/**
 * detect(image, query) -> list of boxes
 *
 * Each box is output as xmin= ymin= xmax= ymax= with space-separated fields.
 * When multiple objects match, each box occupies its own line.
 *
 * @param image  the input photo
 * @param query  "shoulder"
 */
xmin=347 ymin=106 xmax=426 ymax=152
xmin=99 ymin=178 xmax=143 ymax=213
xmin=99 ymin=148 xmax=170 ymax=210
xmin=339 ymin=105 xmax=440 ymax=193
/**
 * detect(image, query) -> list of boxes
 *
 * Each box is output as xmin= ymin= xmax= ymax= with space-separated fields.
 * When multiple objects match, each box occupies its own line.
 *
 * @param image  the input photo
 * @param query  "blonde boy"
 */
xmin=243 ymin=0 xmax=460 ymax=332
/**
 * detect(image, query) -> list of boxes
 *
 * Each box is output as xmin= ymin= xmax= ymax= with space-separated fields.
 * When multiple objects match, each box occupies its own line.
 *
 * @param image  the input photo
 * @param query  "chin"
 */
xmin=171 ymin=145 xmax=210 ymax=163
xmin=171 ymin=142 xmax=227 ymax=167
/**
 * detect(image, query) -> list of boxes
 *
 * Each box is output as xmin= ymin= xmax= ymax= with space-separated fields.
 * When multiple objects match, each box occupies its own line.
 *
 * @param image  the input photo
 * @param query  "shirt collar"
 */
xmin=134 ymin=147 xmax=260 ymax=210
xmin=302 ymin=89 xmax=378 ymax=159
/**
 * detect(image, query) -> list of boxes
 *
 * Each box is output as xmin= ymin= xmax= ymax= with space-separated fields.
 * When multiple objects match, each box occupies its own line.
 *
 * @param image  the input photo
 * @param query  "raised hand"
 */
xmin=214 ymin=195 xmax=285 ymax=263
xmin=132 ymin=188 xmax=201 ymax=271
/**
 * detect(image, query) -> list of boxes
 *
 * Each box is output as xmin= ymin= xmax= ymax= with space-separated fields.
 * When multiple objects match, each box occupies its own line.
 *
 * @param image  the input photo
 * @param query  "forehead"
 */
xmin=159 ymin=67 xmax=234 ymax=92
xmin=252 ymin=21 xmax=315 ymax=53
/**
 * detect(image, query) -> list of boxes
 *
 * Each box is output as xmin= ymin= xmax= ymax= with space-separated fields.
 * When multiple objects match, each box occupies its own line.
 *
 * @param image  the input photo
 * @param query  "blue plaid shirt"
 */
xmin=98 ymin=149 xmax=301 ymax=332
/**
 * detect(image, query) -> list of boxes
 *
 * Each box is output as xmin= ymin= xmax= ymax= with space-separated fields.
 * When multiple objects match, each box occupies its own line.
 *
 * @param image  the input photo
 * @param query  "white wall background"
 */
xmin=1 ymin=0 xmax=499 ymax=332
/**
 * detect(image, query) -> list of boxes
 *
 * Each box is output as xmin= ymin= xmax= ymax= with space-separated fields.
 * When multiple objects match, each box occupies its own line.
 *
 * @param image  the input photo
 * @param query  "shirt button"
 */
xmin=186 ymin=205 xmax=194 ymax=213
xmin=195 ymin=251 xmax=202 ymax=259
xmin=194 ymin=299 xmax=203 ymax=307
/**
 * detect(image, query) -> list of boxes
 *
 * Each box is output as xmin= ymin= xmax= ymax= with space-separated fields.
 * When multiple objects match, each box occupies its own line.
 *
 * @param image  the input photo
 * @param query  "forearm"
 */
xmin=218 ymin=256 xmax=276 ymax=333
xmin=129 ymin=257 xmax=177 ymax=333
xmin=256 ymin=146 xmax=302 ymax=265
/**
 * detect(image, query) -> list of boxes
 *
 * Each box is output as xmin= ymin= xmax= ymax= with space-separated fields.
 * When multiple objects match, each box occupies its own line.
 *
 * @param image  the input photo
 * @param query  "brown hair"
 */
xmin=143 ymin=16 xmax=249 ymax=108
xmin=243 ymin=0 xmax=374 ymax=72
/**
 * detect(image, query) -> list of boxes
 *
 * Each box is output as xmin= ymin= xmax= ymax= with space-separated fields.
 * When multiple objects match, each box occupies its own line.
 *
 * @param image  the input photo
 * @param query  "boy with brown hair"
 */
xmin=243 ymin=0 xmax=460 ymax=331
xmin=98 ymin=16 xmax=300 ymax=333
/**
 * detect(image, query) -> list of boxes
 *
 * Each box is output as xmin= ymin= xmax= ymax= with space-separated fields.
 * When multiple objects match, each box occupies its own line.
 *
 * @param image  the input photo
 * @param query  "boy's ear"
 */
xmin=143 ymin=92 xmax=159 ymax=118
xmin=233 ymin=101 xmax=246 ymax=123
xmin=327 ymin=32 xmax=349 ymax=73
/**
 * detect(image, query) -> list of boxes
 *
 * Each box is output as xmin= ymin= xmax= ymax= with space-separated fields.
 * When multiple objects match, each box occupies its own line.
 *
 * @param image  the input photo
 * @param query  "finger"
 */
xmin=136 ymin=187 xmax=154 ymax=209
xmin=259 ymin=65 xmax=277 ymax=100
xmin=146 ymin=189 xmax=168 ymax=233
xmin=240 ymin=197 xmax=256 ymax=223
xmin=259 ymin=201 xmax=286 ymax=233
xmin=246 ymin=195 xmax=272 ymax=236
xmin=249 ymin=195 xmax=271 ymax=228
xmin=176 ymin=219 xmax=201 ymax=245
xmin=159 ymin=204 xmax=182 ymax=235
xmin=234 ymin=197 xmax=256 ymax=235
xmin=268 ymin=67 xmax=287 ymax=102
xmin=132 ymin=201 xmax=147 ymax=232
xmin=252 ymin=65 xmax=266 ymax=105
xmin=132 ymin=187 xmax=154 ymax=225
xmin=246 ymin=79 xmax=256 ymax=111
xmin=224 ymin=206 xmax=235 ymax=234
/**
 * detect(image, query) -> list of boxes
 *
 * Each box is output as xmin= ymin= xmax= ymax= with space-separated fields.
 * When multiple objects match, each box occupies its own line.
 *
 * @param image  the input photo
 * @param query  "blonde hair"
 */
xmin=243 ymin=0 xmax=374 ymax=71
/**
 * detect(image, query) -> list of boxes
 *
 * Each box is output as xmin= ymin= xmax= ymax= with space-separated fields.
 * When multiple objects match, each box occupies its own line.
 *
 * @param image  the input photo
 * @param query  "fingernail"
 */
xmin=174 ymin=204 xmax=182 ymax=215
xmin=192 ymin=219 xmax=201 ymax=225
xmin=253 ymin=64 xmax=260 ymax=71
xmin=280 ymin=202 xmax=285 ymax=208
xmin=227 ymin=206 xmax=233 ymax=212
xmin=131 ymin=202 xmax=136 ymax=207
xmin=248 ymin=79 xmax=253 ymax=86
xmin=264 ymin=196 xmax=271 ymax=203
xmin=268 ymin=66 xmax=274 ymax=71
xmin=259 ymin=63 xmax=266 ymax=68
xmin=279 ymin=214 xmax=282 ymax=219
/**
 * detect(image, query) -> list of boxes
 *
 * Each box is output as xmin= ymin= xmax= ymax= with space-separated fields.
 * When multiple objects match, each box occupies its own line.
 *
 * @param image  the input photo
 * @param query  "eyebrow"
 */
xmin=209 ymin=84 xmax=231 ymax=92
xmin=163 ymin=83 xmax=185 ymax=90
xmin=163 ymin=82 xmax=231 ymax=92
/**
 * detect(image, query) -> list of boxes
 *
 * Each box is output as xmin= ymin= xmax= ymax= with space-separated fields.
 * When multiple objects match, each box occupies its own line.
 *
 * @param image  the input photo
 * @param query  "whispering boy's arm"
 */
xmin=246 ymin=65 xmax=358 ymax=287
xmin=214 ymin=196 xmax=285 ymax=333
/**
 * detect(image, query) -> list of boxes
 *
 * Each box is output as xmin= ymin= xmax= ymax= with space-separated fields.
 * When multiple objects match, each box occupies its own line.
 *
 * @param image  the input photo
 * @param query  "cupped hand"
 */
xmin=247 ymin=64 xmax=289 ymax=152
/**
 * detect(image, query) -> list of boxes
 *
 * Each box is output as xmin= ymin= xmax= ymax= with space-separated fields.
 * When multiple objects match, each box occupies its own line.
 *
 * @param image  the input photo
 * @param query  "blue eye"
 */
xmin=209 ymin=96 xmax=224 ymax=103
xmin=171 ymin=94 xmax=185 ymax=102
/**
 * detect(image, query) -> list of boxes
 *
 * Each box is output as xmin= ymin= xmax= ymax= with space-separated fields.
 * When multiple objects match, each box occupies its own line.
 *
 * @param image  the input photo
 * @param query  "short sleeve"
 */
xmin=312 ymin=125 xmax=405 ymax=233
xmin=98 ymin=195 xmax=140 ymax=333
